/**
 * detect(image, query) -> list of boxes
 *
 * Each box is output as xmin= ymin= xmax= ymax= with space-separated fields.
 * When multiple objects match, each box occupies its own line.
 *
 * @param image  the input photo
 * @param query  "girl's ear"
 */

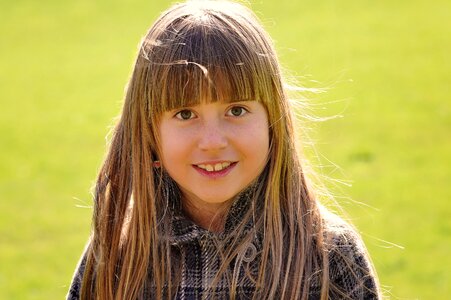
xmin=151 ymin=151 xmax=161 ymax=168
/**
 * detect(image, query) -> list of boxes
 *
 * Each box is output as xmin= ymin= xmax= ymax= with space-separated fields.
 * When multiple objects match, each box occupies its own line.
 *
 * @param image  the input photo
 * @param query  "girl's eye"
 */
xmin=175 ymin=109 xmax=195 ymax=120
xmin=227 ymin=106 xmax=248 ymax=117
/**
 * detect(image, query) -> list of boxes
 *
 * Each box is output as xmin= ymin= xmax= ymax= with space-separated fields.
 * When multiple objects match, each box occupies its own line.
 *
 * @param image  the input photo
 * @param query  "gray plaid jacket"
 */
xmin=67 ymin=194 xmax=378 ymax=299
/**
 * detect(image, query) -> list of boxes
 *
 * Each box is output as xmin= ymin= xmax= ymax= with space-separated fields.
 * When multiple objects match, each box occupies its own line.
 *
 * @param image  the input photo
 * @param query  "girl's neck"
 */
xmin=181 ymin=196 xmax=230 ymax=233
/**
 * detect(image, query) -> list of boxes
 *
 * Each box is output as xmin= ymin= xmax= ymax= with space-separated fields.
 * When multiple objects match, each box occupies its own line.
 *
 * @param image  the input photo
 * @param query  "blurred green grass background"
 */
xmin=0 ymin=0 xmax=449 ymax=299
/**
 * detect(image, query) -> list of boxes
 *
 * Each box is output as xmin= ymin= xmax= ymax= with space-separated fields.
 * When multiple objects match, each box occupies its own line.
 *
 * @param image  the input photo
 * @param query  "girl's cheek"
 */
xmin=177 ymin=126 xmax=199 ymax=141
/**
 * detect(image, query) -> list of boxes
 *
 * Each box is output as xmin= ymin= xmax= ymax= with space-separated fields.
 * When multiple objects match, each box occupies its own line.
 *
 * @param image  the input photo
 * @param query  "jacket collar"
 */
xmin=167 ymin=184 xmax=257 ymax=246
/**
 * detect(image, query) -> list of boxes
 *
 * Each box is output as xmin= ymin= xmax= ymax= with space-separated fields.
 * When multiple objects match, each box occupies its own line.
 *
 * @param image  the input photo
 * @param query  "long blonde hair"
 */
xmin=80 ymin=1 xmax=374 ymax=299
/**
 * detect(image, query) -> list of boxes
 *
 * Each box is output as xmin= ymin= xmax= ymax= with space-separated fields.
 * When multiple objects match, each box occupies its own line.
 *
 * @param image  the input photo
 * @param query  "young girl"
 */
xmin=68 ymin=1 xmax=380 ymax=299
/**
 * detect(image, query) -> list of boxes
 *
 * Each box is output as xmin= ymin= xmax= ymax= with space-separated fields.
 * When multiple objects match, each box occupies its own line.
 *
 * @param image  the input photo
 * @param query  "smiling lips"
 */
xmin=197 ymin=162 xmax=231 ymax=172
xmin=193 ymin=161 xmax=237 ymax=177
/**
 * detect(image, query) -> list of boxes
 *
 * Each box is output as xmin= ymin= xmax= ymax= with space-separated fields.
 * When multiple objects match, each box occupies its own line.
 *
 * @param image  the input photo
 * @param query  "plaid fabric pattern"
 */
xmin=154 ymin=191 xmax=260 ymax=299
xmin=67 ymin=190 xmax=379 ymax=299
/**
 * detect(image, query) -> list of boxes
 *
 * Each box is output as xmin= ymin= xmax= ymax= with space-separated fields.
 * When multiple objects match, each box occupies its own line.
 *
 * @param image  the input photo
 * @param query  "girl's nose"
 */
xmin=197 ymin=121 xmax=228 ymax=151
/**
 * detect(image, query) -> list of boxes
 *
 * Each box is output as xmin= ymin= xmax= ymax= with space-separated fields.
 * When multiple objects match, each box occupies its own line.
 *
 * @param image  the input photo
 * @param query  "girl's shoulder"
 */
xmin=322 ymin=210 xmax=367 ymax=251
xmin=321 ymin=210 xmax=380 ymax=299
xmin=66 ymin=246 xmax=88 ymax=300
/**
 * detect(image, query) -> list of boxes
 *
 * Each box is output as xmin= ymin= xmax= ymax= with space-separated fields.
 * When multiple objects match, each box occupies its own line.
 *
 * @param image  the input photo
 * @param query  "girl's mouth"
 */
xmin=196 ymin=162 xmax=232 ymax=172
xmin=193 ymin=162 xmax=237 ymax=177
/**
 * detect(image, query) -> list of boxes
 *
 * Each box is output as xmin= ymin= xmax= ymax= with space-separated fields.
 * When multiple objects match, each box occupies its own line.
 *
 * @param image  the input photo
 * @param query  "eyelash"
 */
xmin=174 ymin=105 xmax=249 ymax=120
xmin=226 ymin=106 xmax=248 ymax=117
xmin=175 ymin=109 xmax=195 ymax=120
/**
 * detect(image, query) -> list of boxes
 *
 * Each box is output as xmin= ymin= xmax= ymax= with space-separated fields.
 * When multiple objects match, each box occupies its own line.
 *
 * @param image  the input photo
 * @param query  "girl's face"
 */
xmin=159 ymin=100 xmax=269 ymax=209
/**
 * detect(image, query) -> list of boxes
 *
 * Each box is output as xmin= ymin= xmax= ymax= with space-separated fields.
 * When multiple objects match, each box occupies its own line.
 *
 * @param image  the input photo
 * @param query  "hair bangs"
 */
xmin=141 ymin=10 xmax=277 ymax=115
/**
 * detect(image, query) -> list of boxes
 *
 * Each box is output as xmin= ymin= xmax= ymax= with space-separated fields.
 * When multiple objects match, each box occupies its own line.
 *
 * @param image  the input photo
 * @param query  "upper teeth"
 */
xmin=198 ymin=162 xmax=231 ymax=172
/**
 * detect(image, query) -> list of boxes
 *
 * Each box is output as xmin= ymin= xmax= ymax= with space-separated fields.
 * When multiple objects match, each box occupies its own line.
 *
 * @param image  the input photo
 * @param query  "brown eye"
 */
xmin=227 ymin=106 xmax=247 ymax=117
xmin=175 ymin=109 xmax=194 ymax=120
